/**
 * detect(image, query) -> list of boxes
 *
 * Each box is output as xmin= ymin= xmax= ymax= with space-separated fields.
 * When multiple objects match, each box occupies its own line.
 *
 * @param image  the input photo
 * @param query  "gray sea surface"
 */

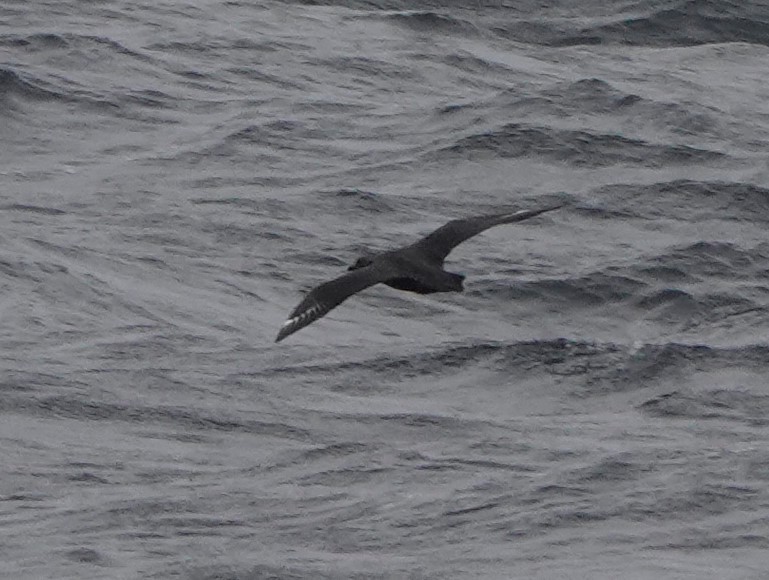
xmin=2 ymin=1 xmax=769 ymax=578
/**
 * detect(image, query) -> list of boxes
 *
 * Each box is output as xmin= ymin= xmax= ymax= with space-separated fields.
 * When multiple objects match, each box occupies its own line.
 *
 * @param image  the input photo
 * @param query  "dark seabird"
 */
xmin=275 ymin=204 xmax=562 ymax=342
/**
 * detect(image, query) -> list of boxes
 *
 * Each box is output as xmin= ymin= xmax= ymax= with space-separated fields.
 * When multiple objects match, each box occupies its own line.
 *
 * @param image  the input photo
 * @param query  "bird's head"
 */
xmin=348 ymin=256 xmax=373 ymax=271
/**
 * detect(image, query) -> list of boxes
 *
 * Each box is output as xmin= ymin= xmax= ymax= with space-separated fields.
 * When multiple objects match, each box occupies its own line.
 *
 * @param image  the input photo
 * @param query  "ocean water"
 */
xmin=2 ymin=1 xmax=769 ymax=578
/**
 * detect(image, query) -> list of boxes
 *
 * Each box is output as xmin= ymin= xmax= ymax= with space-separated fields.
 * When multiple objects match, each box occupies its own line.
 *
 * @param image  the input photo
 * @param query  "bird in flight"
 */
xmin=275 ymin=204 xmax=563 ymax=342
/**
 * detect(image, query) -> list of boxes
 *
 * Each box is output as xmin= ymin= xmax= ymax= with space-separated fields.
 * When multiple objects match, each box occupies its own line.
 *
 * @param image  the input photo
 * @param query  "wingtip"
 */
xmin=526 ymin=203 xmax=566 ymax=218
xmin=505 ymin=204 xmax=564 ymax=222
xmin=275 ymin=320 xmax=293 ymax=343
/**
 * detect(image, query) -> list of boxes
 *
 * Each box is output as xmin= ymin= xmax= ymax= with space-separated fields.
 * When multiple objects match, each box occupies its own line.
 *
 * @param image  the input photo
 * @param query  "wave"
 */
xmin=383 ymin=10 xmax=479 ymax=35
xmin=640 ymin=388 xmax=769 ymax=424
xmin=1 ymin=32 xmax=180 ymax=119
xmin=263 ymin=339 xmax=769 ymax=386
xmin=0 ymin=67 xmax=62 ymax=103
xmin=0 ymin=203 xmax=66 ymax=216
xmin=588 ymin=181 xmax=769 ymax=222
xmin=310 ymin=55 xmax=421 ymax=82
xmin=488 ymin=0 xmax=769 ymax=47
xmin=315 ymin=188 xmax=396 ymax=214
xmin=473 ymin=239 xmax=768 ymax=333
xmin=648 ymin=241 xmax=769 ymax=278
xmin=0 ymin=394 xmax=312 ymax=440
xmin=473 ymin=273 xmax=647 ymax=307
xmin=2 ymin=31 xmax=148 ymax=64
xmin=504 ymin=78 xmax=720 ymax=137
xmin=563 ymin=1 xmax=769 ymax=48
xmin=430 ymin=122 xmax=725 ymax=167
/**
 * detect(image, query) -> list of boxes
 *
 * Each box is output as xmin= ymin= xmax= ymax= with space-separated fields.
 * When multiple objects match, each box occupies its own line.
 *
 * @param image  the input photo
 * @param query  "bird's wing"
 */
xmin=411 ymin=204 xmax=563 ymax=264
xmin=275 ymin=264 xmax=396 ymax=342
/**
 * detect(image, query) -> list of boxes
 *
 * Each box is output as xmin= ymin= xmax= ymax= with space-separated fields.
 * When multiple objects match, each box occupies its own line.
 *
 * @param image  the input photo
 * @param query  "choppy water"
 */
xmin=2 ymin=1 xmax=769 ymax=578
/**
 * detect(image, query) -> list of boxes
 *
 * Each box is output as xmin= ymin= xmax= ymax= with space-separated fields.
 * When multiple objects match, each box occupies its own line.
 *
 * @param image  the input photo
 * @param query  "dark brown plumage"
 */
xmin=275 ymin=204 xmax=562 ymax=342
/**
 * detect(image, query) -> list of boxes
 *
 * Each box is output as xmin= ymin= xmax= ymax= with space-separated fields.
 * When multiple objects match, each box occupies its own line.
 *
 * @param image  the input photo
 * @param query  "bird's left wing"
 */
xmin=275 ymin=264 xmax=395 ymax=343
xmin=411 ymin=204 xmax=563 ymax=265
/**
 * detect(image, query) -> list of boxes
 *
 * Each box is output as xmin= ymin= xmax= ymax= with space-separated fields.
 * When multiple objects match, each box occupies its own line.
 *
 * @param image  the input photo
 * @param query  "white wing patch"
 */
xmin=285 ymin=302 xmax=324 ymax=328
xmin=504 ymin=209 xmax=528 ymax=219
xmin=276 ymin=301 xmax=329 ymax=342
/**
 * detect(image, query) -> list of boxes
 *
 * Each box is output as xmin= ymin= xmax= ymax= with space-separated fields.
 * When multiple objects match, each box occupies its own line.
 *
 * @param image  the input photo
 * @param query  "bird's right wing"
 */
xmin=275 ymin=265 xmax=395 ymax=342
xmin=412 ymin=204 xmax=563 ymax=264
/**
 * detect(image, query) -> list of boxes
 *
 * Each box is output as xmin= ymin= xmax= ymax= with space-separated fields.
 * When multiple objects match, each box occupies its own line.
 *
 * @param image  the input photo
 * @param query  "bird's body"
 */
xmin=352 ymin=247 xmax=466 ymax=294
xmin=275 ymin=204 xmax=562 ymax=342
